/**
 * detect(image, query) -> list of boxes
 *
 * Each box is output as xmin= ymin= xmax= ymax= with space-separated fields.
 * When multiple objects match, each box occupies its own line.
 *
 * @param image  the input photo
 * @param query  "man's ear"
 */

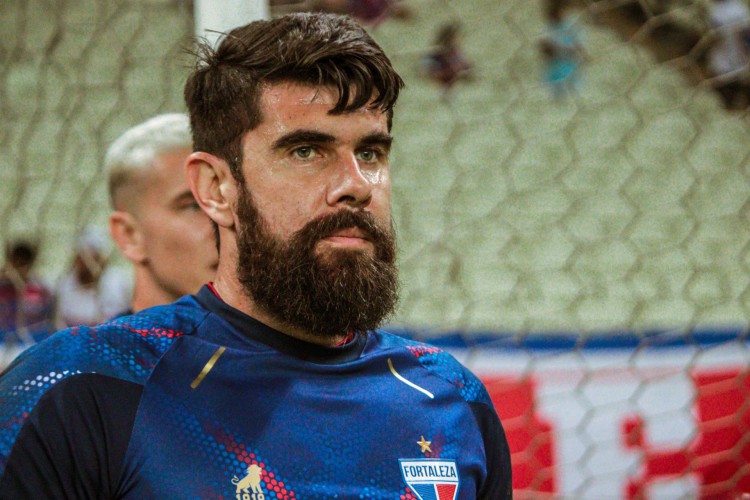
xmin=186 ymin=152 xmax=237 ymax=229
xmin=109 ymin=211 xmax=146 ymax=264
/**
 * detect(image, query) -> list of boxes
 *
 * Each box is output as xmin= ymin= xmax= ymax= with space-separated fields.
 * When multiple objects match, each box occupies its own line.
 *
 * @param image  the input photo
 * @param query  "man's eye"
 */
xmin=292 ymin=146 xmax=316 ymax=159
xmin=357 ymin=149 xmax=378 ymax=162
xmin=179 ymin=201 xmax=200 ymax=212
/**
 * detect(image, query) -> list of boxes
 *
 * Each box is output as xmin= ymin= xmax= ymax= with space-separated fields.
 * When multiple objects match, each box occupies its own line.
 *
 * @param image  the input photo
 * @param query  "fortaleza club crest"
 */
xmin=399 ymin=459 xmax=459 ymax=500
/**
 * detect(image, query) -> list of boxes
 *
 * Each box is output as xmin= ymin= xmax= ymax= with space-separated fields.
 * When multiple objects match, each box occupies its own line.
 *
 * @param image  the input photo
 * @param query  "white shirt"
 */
xmin=55 ymin=267 xmax=132 ymax=328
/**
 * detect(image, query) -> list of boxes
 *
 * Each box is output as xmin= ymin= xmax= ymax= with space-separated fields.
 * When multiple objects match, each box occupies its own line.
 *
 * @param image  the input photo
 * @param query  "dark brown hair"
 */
xmin=184 ymin=13 xmax=405 ymax=181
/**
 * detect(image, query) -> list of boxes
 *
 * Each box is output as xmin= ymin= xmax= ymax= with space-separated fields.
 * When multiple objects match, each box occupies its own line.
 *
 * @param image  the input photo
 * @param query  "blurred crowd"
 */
xmin=0 ymin=227 xmax=130 ymax=342
xmin=274 ymin=0 xmax=475 ymax=95
xmin=283 ymin=0 xmax=750 ymax=110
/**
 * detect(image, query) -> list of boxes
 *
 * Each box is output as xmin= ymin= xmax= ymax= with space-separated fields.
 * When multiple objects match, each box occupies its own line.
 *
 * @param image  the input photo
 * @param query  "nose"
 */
xmin=326 ymin=153 xmax=375 ymax=208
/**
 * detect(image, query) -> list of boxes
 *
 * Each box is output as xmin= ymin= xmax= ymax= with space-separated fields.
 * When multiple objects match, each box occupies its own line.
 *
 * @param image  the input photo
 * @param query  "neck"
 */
xmin=131 ymin=266 xmax=181 ymax=312
xmin=211 ymin=269 xmax=348 ymax=347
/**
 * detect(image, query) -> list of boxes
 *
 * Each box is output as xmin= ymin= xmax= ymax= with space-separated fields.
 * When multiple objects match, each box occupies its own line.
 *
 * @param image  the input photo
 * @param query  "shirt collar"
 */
xmin=194 ymin=284 xmax=367 ymax=364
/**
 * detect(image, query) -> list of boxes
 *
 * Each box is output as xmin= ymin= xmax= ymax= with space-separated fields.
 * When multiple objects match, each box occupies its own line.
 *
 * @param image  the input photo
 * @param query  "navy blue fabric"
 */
xmin=0 ymin=286 xmax=511 ymax=499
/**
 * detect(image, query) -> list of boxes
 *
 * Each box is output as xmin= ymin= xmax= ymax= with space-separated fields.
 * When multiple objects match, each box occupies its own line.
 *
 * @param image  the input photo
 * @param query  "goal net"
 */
xmin=2 ymin=0 xmax=749 ymax=497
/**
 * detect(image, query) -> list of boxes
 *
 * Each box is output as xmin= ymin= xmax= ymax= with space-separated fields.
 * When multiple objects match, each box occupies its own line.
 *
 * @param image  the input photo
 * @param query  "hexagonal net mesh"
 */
xmin=2 ymin=0 xmax=750 ymax=497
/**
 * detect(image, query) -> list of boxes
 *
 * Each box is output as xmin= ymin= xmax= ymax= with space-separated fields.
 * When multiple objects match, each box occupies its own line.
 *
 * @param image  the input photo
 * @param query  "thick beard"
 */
xmin=235 ymin=183 xmax=399 ymax=341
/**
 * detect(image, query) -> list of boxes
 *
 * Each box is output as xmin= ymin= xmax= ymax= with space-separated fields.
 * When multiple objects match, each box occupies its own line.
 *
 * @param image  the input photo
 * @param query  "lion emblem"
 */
xmin=231 ymin=463 xmax=264 ymax=497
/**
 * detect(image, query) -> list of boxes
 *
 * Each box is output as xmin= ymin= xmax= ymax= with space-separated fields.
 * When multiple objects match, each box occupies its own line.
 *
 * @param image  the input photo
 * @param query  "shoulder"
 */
xmin=1 ymin=296 xmax=208 ymax=402
xmin=0 ymin=297 xmax=208 ymax=465
xmin=372 ymin=330 xmax=493 ymax=407
xmin=106 ymin=295 xmax=209 ymax=346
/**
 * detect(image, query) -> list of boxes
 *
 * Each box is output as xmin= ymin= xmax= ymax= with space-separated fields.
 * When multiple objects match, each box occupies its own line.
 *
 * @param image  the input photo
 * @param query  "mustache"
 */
xmin=298 ymin=209 xmax=390 ymax=243
xmin=291 ymin=209 xmax=396 ymax=263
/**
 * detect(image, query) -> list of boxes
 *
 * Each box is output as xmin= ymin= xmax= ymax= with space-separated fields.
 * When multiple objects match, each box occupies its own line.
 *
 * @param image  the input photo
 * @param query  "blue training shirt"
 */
xmin=0 ymin=285 xmax=512 ymax=499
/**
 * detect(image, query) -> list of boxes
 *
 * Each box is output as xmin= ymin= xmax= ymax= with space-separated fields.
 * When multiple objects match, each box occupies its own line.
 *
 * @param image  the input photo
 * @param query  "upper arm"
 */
xmin=469 ymin=401 xmax=513 ymax=500
xmin=0 ymin=374 xmax=142 ymax=499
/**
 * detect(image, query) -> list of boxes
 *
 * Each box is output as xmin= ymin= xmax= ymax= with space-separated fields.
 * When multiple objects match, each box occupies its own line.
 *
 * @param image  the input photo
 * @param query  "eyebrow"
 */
xmin=272 ymin=130 xmax=336 ymax=151
xmin=357 ymin=132 xmax=393 ymax=152
xmin=271 ymin=130 xmax=394 ymax=152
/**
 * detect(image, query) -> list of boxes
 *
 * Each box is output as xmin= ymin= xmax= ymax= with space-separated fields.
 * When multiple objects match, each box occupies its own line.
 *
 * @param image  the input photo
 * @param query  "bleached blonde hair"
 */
xmin=105 ymin=113 xmax=191 ymax=208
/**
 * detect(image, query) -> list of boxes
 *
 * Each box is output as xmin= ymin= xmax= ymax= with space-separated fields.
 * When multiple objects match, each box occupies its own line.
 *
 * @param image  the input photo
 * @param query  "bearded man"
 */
xmin=0 ymin=13 xmax=511 ymax=499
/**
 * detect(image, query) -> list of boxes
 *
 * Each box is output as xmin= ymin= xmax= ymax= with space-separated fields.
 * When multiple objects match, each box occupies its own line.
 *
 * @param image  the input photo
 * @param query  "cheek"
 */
xmin=148 ymin=226 xmax=184 ymax=257
xmin=369 ymin=183 xmax=392 ymax=219
xmin=144 ymin=213 xmax=204 ymax=253
xmin=254 ymin=193 xmax=314 ymax=238
xmin=363 ymin=167 xmax=388 ymax=185
xmin=180 ymin=213 xmax=217 ymax=249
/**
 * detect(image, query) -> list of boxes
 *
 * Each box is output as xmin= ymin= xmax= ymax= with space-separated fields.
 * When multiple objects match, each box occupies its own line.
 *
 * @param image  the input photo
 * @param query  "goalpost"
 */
xmin=193 ymin=0 xmax=269 ymax=47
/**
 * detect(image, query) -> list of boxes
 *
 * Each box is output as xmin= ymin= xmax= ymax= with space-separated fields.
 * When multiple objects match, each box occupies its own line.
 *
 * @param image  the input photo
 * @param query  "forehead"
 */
xmin=256 ymin=82 xmax=388 ymax=131
xmin=149 ymin=147 xmax=190 ymax=172
xmin=139 ymin=148 xmax=192 ymax=194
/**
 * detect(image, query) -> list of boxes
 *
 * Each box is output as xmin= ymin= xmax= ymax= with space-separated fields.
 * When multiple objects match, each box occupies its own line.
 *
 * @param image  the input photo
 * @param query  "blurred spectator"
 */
xmin=312 ymin=0 xmax=412 ymax=27
xmin=106 ymin=113 xmax=218 ymax=315
xmin=55 ymin=226 xmax=130 ymax=327
xmin=539 ymin=0 xmax=588 ymax=100
xmin=706 ymin=0 xmax=750 ymax=110
xmin=348 ymin=0 xmax=412 ymax=25
xmin=0 ymin=240 xmax=54 ymax=339
xmin=419 ymin=21 xmax=474 ymax=98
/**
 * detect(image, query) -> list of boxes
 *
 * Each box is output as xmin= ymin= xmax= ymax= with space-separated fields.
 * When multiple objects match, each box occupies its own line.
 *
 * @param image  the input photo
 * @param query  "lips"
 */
xmin=318 ymin=227 xmax=375 ymax=251
xmin=326 ymin=227 xmax=371 ymax=241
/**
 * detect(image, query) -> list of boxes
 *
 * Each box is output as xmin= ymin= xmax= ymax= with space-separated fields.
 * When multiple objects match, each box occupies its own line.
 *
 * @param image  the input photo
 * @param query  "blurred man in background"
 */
xmin=706 ymin=0 xmax=750 ymax=110
xmin=0 ymin=240 xmax=54 ymax=338
xmin=420 ymin=21 xmax=474 ymax=98
xmin=105 ymin=113 xmax=218 ymax=314
xmin=54 ymin=225 xmax=130 ymax=327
